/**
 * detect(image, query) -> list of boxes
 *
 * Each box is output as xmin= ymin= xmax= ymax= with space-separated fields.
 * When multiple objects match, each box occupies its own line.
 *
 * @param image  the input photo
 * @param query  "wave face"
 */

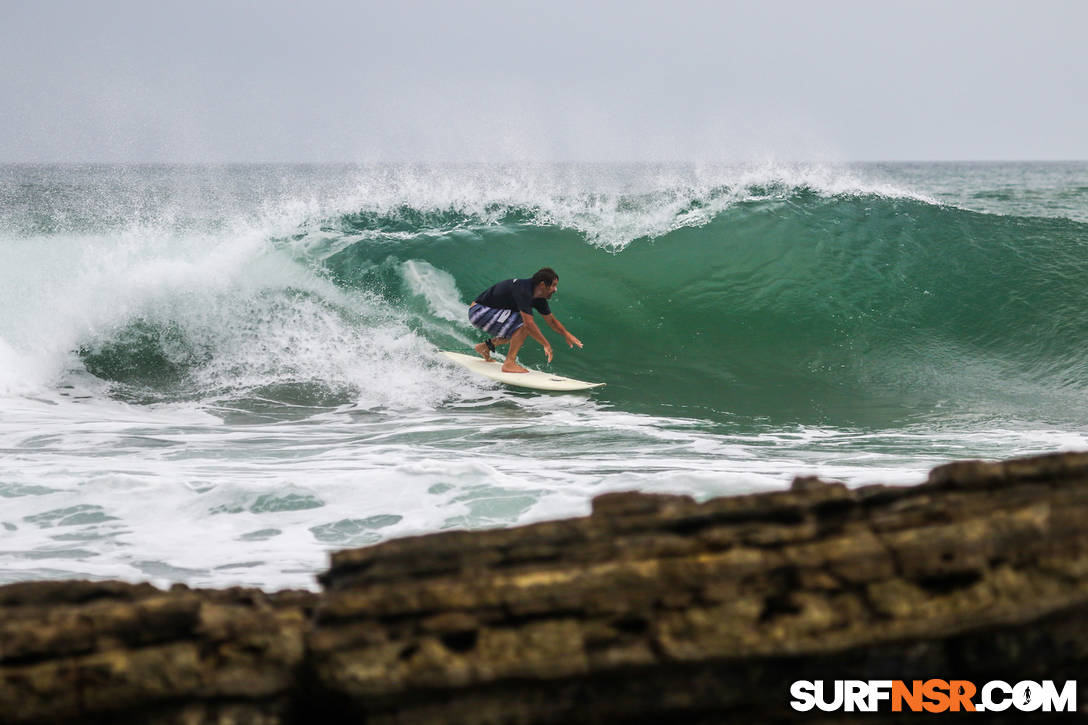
xmin=315 ymin=178 xmax=1088 ymax=427
xmin=3 ymin=163 xmax=1087 ymax=428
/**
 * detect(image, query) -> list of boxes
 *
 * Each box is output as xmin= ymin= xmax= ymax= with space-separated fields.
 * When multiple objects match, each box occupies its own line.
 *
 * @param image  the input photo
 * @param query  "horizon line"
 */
xmin=3 ymin=159 xmax=1087 ymax=166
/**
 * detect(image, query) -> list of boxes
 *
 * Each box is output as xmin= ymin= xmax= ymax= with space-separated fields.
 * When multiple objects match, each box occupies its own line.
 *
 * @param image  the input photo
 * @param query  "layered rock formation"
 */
xmin=3 ymin=451 xmax=1088 ymax=723
xmin=0 ymin=581 xmax=316 ymax=724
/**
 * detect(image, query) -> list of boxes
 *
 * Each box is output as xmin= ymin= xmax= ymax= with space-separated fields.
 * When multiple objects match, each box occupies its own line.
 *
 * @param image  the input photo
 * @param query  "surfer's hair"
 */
xmin=532 ymin=268 xmax=558 ymax=287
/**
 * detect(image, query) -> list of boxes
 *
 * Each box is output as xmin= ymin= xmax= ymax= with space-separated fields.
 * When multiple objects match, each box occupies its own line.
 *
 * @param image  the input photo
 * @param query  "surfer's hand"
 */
xmin=543 ymin=343 xmax=553 ymax=363
xmin=565 ymin=333 xmax=583 ymax=349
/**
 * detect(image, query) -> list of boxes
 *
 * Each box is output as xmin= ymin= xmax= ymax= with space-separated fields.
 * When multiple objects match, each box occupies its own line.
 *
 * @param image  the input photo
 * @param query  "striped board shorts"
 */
xmin=468 ymin=303 xmax=524 ymax=338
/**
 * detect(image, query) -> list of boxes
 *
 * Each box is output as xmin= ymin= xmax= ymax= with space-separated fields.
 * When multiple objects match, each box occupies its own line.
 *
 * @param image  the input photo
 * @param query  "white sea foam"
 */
xmin=0 ymin=217 xmax=474 ymax=413
xmin=3 ymin=385 xmax=1079 ymax=590
xmin=401 ymin=259 xmax=469 ymax=322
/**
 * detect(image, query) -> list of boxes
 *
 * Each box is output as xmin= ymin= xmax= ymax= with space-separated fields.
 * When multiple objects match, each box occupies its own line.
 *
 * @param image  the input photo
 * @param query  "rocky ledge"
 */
xmin=3 ymin=451 xmax=1088 ymax=723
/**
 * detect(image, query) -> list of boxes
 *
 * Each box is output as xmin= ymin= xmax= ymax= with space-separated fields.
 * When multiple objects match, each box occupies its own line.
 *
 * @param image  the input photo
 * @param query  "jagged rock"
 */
xmin=0 ymin=581 xmax=317 ymax=724
xmin=789 ymin=475 xmax=845 ymax=492
xmin=3 ymin=451 xmax=1088 ymax=723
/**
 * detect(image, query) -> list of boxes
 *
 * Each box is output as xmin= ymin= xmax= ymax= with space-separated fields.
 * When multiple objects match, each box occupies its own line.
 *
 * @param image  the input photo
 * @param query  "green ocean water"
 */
xmin=321 ymin=189 xmax=1088 ymax=427
xmin=1 ymin=162 xmax=1086 ymax=589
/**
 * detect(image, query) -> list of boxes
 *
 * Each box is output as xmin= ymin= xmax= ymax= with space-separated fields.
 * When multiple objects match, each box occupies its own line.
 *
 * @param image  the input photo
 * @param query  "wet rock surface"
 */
xmin=3 ymin=451 xmax=1088 ymax=723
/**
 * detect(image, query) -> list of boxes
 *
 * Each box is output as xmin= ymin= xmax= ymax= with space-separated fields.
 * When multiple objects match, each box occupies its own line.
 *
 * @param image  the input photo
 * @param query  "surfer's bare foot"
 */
xmin=501 ymin=363 xmax=529 ymax=373
xmin=473 ymin=342 xmax=494 ymax=362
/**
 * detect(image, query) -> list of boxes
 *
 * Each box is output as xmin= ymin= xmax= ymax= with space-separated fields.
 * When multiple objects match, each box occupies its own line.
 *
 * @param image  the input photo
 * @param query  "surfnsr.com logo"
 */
xmin=790 ymin=680 xmax=1077 ymax=713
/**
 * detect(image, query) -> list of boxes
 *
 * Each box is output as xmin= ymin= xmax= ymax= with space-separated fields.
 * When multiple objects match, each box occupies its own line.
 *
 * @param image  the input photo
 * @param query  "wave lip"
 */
xmin=307 ymin=161 xmax=940 ymax=251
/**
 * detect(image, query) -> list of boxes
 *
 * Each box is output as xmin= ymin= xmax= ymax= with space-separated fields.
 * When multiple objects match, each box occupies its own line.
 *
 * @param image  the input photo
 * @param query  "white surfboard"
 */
xmin=440 ymin=351 xmax=605 ymax=391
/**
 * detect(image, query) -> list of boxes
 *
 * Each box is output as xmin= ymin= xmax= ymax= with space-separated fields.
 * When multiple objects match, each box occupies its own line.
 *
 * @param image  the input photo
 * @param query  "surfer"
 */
xmin=468 ymin=267 xmax=583 ymax=373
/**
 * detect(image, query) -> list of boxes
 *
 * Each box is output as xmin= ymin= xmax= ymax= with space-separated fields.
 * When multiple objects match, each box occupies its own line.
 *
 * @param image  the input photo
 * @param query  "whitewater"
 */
xmin=2 ymin=162 xmax=1087 ymax=591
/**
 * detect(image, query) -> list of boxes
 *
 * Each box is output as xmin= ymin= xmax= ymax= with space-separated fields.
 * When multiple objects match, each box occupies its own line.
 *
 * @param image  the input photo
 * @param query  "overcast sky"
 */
xmin=2 ymin=0 xmax=1086 ymax=162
